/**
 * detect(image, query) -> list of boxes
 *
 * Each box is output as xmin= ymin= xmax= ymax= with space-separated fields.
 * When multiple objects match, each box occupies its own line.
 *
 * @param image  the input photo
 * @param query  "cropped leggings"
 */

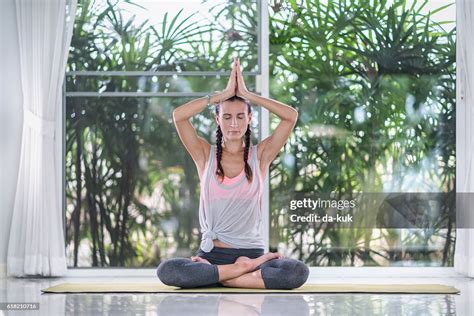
xmin=156 ymin=247 xmax=309 ymax=289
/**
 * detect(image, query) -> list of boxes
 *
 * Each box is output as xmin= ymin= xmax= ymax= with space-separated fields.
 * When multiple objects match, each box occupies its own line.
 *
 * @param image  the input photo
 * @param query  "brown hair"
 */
xmin=215 ymin=96 xmax=253 ymax=183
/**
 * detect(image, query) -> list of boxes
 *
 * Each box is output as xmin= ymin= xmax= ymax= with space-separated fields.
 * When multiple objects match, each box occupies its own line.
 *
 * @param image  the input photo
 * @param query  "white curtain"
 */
xmin=7 ymin=0 xmax=77 ymax=277
xmin=455 ymin=0 xmax=474 ymax=278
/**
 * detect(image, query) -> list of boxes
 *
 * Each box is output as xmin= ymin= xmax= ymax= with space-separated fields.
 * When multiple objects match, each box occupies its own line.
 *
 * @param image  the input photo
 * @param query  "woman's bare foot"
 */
xmin=190 ymin=256 xmax=211 ymax=264
xmin=216 ymin=253 xmax=283 ymax=283
xmin=235 ymin=252 xmax=283 ymax=271
xmin=235 ymin=256 xmax=252 ymax=266
xmin=261 ymin=252 xmax=283 ymax=261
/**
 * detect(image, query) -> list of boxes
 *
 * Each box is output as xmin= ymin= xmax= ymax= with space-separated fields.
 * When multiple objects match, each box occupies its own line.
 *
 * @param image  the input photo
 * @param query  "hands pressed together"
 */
xmin=222 ymin=57 xmax=252 ymax=100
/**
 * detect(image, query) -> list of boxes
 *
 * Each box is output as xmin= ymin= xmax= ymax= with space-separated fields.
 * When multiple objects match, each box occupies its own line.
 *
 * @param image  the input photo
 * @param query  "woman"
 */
xmin=156 ymin=58 xmax=309 ymax=289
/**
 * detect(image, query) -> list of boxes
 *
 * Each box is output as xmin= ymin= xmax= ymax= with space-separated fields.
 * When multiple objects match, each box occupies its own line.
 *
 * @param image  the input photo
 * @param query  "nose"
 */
xmin=230 ymin=118 xmax=238 ymax=127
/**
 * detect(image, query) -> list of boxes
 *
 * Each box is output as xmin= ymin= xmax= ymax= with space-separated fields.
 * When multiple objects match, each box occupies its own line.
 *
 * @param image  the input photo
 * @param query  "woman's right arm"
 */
xmin=172 ymin=92 xmax=227 ymax=167
xmin=173 ymin=60 xmax=237 ymax=169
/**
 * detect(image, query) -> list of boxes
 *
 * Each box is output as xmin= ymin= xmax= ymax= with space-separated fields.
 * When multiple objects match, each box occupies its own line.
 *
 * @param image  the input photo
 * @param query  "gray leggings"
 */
xmin=156 ymin=247 xmax=309 ymax=289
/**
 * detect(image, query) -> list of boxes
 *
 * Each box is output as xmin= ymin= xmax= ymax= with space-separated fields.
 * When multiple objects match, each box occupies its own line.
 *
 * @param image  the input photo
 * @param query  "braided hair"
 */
xmin=215 ymin=96 xmax=253 ymax=183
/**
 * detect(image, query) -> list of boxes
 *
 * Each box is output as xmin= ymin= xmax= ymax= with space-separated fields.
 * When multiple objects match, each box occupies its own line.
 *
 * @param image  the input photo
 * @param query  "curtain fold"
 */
xmin=454 ymin=0 xmax=474 ymax=278
xmin=7 ymin=0 xmax=77 ymax=277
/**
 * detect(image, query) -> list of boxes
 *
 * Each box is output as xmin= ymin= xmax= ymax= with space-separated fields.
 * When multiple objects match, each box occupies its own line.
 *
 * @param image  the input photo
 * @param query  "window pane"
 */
xmin=66 ymin=0 xmax=262 ymax=267
xmin=69 ymin=0 xmax=260 ymax=73
xmin=65 ymin=97 xmax=261 ymax=267
xmin=269 ymin=1 xmax=456 ymax=266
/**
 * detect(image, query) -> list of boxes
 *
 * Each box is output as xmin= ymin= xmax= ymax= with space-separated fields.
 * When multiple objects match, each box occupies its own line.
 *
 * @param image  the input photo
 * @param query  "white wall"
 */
xmin=0 ymin=0 xmax=23 ymax=277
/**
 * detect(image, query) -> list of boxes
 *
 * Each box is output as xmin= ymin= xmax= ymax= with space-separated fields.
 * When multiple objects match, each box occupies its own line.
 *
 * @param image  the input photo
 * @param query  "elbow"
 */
xmin=172 ymin=109 xmax=182 ymax=123
xmin=288 ymin=109 xmax=298 ymax=123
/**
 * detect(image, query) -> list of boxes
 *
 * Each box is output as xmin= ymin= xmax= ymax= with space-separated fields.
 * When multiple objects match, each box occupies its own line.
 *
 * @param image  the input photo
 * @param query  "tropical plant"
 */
xmin=66 ymin=0 xmax=456 ymax=267
xmin=269 ymin=0 xmax=455 ymax=266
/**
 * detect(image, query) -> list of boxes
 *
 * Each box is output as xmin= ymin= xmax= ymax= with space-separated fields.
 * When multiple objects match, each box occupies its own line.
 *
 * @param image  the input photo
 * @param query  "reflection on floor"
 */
xmin=0 ymin=276 xmax=472 ymax=315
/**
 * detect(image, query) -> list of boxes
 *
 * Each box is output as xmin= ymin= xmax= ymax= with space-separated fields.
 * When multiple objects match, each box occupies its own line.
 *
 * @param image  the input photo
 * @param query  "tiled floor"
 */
xmin=0 ymin=276 xmax=472 ymax=315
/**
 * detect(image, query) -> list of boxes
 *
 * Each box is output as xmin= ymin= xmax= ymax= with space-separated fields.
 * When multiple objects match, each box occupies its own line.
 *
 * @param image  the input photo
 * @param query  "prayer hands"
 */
xmin=234 ymin=58 xmax=250 ymax=98
xmin=222 ymin=58 xmax=250 ymax=99
xmin=222 ymin=58 xmax=238 ymax=99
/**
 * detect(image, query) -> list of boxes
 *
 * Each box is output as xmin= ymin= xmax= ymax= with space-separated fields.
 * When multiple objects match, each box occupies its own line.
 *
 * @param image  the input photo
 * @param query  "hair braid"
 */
xmin=216 ymin=126 xmax=224 ymax=181
xmin=243 ymin=124 xmax=253 ymax=183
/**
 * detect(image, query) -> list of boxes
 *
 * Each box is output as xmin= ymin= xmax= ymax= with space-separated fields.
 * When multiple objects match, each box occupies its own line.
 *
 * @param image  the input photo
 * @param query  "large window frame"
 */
xmin=63 ymin=0 xmax=461 ymax=277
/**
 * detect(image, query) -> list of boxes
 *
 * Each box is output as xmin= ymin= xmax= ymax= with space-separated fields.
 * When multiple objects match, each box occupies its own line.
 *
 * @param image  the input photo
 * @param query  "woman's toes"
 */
xmin=273 ymin=252 xmax=283 ymax=259
xmin=262 ymin=252 xmax=280 ymax=261
xmin=191 ymin=256 xmax=211 ymax=264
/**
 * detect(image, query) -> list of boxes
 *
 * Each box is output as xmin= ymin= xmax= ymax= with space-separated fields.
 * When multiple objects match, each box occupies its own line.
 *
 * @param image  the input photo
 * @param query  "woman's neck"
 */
xmin=222 ymin=139 xmax=245 ymax=154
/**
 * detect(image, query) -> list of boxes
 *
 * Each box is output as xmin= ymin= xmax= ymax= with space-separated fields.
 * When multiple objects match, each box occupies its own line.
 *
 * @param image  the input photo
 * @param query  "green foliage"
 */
xmin=66 ymin=0 xmax=259 ymax=267
xmin=66 ymin=0 xmax=455 ymax=267
xmin=269 ymin=0 xmax=455 ymax=266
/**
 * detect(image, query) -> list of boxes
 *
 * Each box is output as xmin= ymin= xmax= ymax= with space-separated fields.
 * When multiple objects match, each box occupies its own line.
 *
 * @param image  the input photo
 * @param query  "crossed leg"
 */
xmin=157 ymin=253 xmax=280 ymax=288
xmin=191 ymin=253 xmax=280 ymax=283
xmin=221 ymin=268 xmax=266 ymax=288
xmin=220 ymin=257 xmax=310 ymax=289
xmin=157 ymin=253 xmax=309 ymax=289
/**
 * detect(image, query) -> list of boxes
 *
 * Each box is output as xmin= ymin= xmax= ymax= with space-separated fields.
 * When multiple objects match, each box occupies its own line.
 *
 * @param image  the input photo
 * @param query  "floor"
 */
xmin=0 ymin=276 xmax=472 ymax=315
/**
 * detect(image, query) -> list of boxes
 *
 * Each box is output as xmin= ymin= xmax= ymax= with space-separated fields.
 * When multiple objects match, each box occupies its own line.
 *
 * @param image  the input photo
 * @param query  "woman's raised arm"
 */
xmin=172 ymin=59 xmax=238 ymax=171
xmin=235 ymin=58 xmax=298 ymax=167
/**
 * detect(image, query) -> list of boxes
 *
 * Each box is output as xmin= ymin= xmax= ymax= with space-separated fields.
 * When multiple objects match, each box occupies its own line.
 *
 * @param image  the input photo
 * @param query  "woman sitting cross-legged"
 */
xmin=156 ymin=58 xmax=309 ymax=289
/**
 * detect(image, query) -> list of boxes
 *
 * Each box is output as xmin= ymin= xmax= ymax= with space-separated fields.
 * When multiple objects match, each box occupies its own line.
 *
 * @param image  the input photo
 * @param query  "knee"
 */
xmin=287 ymin=260 xmax=309 ymax=289
xmin=262 ymin=259 xmax=309 ymax=289
xmin=156 ymin=258 xmax=189 ymax=287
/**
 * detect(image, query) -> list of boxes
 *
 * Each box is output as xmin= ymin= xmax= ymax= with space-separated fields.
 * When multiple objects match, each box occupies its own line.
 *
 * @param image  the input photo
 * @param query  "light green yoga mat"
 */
xmin=41 ymin=283 xmax=460 ymax=294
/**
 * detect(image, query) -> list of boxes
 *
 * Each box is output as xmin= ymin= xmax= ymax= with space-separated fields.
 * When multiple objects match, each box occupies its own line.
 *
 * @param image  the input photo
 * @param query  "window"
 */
xmin=269 ymin=0 xmax=456 ymax=266
xmin=65 ymin=0 xmax=456 ymax=268
xmin=65 ymin=0 xmax=262 ymax=267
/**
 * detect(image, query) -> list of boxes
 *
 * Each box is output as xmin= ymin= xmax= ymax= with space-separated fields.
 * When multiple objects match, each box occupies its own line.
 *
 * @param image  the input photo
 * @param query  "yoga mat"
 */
xmin=41 ymin=283 xmax=460 ymax=294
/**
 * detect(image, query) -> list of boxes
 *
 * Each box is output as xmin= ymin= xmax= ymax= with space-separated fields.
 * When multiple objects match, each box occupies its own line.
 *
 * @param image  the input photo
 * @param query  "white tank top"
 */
xmin=198 ymin=144 xmax=265 ymax=252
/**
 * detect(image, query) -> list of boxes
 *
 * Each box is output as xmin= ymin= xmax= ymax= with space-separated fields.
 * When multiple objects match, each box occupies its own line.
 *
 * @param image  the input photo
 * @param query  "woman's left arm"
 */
xmin=235 ymin=58 xmax=298 ymax=166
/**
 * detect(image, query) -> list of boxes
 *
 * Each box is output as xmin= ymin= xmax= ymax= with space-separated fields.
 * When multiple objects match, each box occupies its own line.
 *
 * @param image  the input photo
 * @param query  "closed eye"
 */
xmin=224 ymin=115 xmax=245 ymax=119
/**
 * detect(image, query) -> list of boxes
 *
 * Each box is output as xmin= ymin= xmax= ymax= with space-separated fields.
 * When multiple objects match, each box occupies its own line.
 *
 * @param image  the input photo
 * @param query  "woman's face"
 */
xmin=216 ymin=99 xmax=252 ymax=141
